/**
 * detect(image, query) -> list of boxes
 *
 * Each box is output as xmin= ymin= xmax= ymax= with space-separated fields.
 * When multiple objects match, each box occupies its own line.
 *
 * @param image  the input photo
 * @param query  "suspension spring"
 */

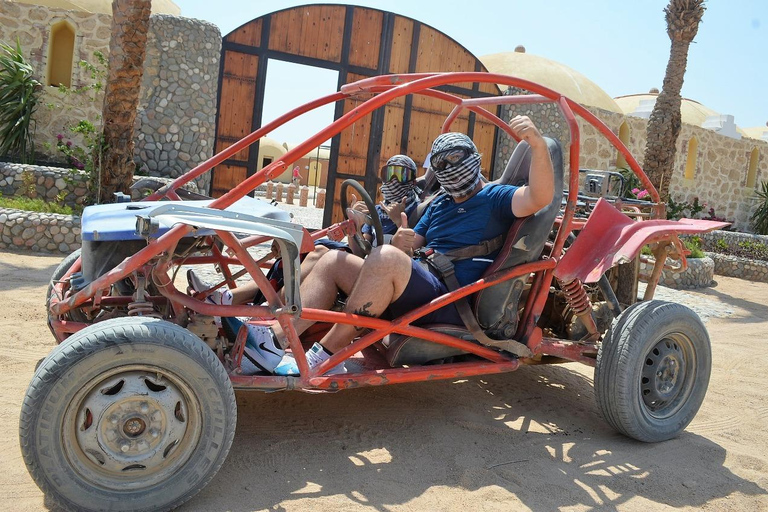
xmin=127 ymin=300 xmax=161 ymax=317
xmin=559 ymin=278 xmax=592 ymax=315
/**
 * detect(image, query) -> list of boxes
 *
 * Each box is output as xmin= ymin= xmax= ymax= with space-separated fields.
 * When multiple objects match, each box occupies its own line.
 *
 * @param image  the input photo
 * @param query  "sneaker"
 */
xmin=274 ymin=342 xmax=347 ymax=376
xmin=240 ymin=324 xmax=284 ymax=374
xmin=187 ymin=269 xmax=232 ymax=306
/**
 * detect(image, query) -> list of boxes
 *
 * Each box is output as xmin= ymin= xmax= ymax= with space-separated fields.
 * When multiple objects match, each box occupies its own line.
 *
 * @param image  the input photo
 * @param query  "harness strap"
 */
xmin=443 ymin=234 xmax=504 ymax=261
xmin=424 ymin=251 xmax=533 ymax=358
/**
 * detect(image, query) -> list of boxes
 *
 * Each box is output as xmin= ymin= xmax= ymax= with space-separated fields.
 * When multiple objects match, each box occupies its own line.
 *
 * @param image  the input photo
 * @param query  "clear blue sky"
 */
xmin=176 ymin=0 xmax=767 ymax=144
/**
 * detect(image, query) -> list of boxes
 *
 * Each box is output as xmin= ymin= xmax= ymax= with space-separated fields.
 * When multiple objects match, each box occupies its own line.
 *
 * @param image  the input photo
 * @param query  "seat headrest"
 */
xmin=492 ymin=141 xmax=533 ymax=188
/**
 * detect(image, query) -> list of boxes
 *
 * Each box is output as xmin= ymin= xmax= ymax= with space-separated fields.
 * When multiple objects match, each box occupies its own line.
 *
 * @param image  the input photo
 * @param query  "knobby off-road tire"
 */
xmin=20 ymin=317 xmax=237 ymax=512
xmin=594 ymin=300 xmax=711 ymax=443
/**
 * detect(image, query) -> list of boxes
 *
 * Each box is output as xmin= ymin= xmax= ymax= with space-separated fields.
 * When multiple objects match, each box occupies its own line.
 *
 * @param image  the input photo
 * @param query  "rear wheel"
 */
xmin=20 ymin=317 xmax=237 ymax=512
xmin=594 ymin=300 xmax=711 ymax=442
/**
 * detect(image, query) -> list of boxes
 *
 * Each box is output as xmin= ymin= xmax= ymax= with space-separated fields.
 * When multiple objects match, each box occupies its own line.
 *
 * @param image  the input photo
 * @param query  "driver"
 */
xmin=362 ymin=154 xmax=421 ymax=243
xmin=240 ymin=115 xmax=555 ymax=376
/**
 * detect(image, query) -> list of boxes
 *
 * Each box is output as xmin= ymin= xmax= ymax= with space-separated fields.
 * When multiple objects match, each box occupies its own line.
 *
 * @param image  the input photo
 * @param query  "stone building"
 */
xmin=0 ymin=0 xmax=220 ymax=192
xmin=481 ymin=48 xmax=768 ymax=231
xmin=1 ymin=2 xmax=765 ymax=231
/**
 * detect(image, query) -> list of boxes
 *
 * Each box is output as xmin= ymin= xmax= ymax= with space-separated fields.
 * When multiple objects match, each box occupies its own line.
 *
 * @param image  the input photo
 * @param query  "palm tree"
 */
xmin=98 ymin=0 xmax=151 ymax=203
xmin=643 ymin=0 xmax=706 ymax=200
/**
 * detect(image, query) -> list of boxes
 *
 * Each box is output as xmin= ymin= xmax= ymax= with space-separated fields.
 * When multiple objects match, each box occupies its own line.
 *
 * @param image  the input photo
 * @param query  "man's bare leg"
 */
xmin=227 ymin=245 xmax=332 ymax=305
xmin=271 ymin=249 xmax=365 ymax=342
xmin=318 ymin=245 xmax=413 ymax=354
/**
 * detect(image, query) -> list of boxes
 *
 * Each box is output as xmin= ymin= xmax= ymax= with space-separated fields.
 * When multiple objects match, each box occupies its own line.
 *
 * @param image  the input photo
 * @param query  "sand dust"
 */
xmin=0 ymin=249 xmax=766 ymax=511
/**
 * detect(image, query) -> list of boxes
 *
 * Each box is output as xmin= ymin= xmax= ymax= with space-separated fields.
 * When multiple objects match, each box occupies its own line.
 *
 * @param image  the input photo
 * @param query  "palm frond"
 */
xmin=751 ymin=181 xmax=768 ymax=235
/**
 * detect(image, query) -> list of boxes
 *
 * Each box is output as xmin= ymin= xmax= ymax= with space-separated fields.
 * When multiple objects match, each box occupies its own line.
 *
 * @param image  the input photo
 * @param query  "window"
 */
xmin=747 ymin=148 xmax=759 ymax=188
xmin=47 ymin=21 xmax=75 ymax=88
xmin=615 ymin=121 xmax=630 ymax=169
xmin=684 ymin=137 xmax=698 ymax=180
xmin=261 ymin=156 xmax=273 ymax=168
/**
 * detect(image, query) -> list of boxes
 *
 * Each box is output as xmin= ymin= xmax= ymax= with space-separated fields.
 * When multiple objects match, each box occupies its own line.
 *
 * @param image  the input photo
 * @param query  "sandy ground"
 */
xmin=1 ymin=249 xmax=767 ymax=511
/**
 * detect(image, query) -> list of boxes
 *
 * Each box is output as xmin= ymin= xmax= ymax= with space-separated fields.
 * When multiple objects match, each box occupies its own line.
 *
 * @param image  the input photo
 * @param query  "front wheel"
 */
xmin=594 ymin=300 xmax=711 ymax=442
xmin=20 ymin=317 xmax=237 ymax=512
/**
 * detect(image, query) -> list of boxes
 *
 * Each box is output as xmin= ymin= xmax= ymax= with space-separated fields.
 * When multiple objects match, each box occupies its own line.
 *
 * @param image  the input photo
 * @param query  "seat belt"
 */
xmin=419 ymin=248 xmax=533 ymax=358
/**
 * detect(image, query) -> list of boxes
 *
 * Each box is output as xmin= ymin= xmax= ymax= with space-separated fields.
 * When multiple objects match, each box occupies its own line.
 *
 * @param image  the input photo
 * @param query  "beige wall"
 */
xmin=0 ymin=1 xmax=111 ymax=157
xmin=576 ymin=107 xmax=768 ymax=230
xmin=495 ymin=88 xmax=768 ymax=231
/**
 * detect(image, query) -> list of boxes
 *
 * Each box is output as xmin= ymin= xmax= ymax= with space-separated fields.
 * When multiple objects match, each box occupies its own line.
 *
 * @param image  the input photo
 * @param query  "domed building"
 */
xmin=481 ymin=47 xmax=767 ymax=230
xmin=743 ymin=124 xmax=768 ymax=142
xmin=615 ymin=93 xmax=746 ymax=139
xmin=481 ymin=48 xmax=623 ymax=114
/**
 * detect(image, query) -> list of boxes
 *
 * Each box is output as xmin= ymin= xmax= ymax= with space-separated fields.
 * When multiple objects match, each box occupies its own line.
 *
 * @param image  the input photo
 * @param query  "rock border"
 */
xmin=0 ymin=208 xmax=80 ymax=254
xmin=640 ymin=256 xmax=715 ymax=290
xmin=705 ymin=252 xmax=768 ymax=283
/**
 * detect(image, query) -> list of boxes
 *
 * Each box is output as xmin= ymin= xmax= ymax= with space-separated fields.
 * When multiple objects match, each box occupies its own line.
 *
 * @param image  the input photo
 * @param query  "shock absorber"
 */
xmin=128 ymin=272 xmax=161 ymax=318
xmin=557 ymin=277 xmax=600 ymax=342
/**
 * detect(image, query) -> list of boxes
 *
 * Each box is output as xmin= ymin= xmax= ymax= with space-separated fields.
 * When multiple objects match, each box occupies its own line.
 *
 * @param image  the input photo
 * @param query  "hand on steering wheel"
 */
xmin=340 ymin=179 xmax=384 ymax=256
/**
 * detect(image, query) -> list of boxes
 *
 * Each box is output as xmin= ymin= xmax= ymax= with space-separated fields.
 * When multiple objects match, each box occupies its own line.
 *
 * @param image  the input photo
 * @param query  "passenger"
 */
xmin=236 ymin=115 xmax=555 ymax=376
xmin=188 ymin=154 xmax=425 ymax=374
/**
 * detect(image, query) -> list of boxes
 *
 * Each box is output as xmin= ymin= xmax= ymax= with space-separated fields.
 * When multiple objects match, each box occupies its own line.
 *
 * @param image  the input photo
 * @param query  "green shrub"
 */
xmin=751 ymin=181 xmax=768 ymax=235
xmin=683 ymin=236 xmax=704 ymax=259
xmin=667 ymin=196 xmax=705 ymax=220
xmin=715 ymin=238 xmax=728 ymax=251
xmin=0 ymin=194 xmax=80 ymax=215
xmin=0 ymin=40 xmax=41 ymax=163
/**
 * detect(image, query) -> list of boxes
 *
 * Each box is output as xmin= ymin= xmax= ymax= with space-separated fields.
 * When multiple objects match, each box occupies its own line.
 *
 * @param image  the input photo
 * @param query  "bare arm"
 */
xmin=509 ymin=116 xmax=555 ymax=218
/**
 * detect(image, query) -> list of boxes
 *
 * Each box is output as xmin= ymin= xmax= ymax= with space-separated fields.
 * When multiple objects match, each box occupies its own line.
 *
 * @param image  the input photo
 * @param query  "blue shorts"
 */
xmin=386 ymin=259 xmax=462 ymax=326
xmin=314 ymin=238 xmax=350 ymax=252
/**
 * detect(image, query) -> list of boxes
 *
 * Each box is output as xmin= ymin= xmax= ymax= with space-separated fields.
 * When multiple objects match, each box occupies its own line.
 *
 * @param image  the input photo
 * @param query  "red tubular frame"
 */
xmin=49 ymin=72 xmax=666 ymax=391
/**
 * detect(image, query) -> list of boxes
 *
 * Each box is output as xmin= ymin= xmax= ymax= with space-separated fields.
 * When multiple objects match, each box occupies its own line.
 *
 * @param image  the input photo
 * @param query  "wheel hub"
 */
xmin=641 ymin=337 xmax=691 ymax=414
xmin=66 ymin=368 xmax=201 ymax=489
xmin=123 ymin=417 xmax=146 ymax=437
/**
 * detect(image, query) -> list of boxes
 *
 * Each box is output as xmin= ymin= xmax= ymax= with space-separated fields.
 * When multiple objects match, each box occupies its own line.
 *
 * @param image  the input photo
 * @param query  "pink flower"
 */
xmin=637 ymin=190 xmax=649 ymax=199
xmin=632 ymin=187 xmax=640 ymax=194
xmin=56 ymin=134 xmax=63 ymax=141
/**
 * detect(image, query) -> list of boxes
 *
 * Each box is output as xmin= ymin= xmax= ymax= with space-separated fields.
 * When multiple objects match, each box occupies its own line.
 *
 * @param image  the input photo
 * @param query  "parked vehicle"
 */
xmin=21 ymin=72 xmax=728 ymax=512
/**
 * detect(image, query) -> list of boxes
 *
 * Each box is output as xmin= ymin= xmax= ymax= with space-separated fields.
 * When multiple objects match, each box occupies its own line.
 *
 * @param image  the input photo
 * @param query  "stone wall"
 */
xmin=0 ymin=2 xmax=221 ymax=194
xmin=136 ymin=15 xmax=220 ymax=194
xmin=640 ymin=256 xmax=715 ymax=289
xmin=0 ymin=162 xmax=89 ymax=206
xmin=493 ymin=87 xmax=768 ymax=232
xmin=706 ymin=252 xmax=768 ymax=283
xmin=0 ymin=208 xmax=80 ymax=253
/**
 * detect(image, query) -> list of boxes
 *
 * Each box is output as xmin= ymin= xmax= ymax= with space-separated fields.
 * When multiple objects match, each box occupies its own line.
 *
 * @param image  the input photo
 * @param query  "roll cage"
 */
xmin=48 ymin=72 xmax=728 ymax=392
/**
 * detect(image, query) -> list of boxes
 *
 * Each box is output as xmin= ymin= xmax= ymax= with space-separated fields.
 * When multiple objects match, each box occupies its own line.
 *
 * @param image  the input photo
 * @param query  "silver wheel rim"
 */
xmin=640 ymin=334 xmax=697 ymax=419
xmin=62 ymin=365 xmax=202 ymax=491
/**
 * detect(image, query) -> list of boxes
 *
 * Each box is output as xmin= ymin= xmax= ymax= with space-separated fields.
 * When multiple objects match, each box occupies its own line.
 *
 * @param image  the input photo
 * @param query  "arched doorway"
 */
xmin=212 ymin=4 xmax=500 ymax=225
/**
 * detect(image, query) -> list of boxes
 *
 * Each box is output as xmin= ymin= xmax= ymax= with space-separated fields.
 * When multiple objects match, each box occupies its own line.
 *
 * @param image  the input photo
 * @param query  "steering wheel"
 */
xmin=340 ymin=179 xmax=384 ymax=256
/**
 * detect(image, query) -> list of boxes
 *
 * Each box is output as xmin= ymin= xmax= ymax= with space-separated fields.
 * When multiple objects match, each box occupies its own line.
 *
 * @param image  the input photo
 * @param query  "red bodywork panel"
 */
xmin=555 ymin=199 xmax=730 ymax=283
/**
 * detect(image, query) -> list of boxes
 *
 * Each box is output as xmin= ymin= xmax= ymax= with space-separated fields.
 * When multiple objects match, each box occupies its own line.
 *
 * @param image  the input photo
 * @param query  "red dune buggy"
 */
xmin=21 ymin=72 xmax=728 ymax=512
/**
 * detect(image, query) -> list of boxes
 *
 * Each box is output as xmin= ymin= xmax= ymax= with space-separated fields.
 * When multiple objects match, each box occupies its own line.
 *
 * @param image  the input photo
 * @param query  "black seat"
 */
xmin=383 ymin=137 xmax=565 ymax=367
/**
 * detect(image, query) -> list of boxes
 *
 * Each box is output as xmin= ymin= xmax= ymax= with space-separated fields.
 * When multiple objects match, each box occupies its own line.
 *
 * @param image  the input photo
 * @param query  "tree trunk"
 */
xmin=99 ymin=0 xmax=151 ymax=203
xmin=642 ymin=40 xmax=690 ymax=199
xmin=642 ymin=0 xmax=706 ymax=202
